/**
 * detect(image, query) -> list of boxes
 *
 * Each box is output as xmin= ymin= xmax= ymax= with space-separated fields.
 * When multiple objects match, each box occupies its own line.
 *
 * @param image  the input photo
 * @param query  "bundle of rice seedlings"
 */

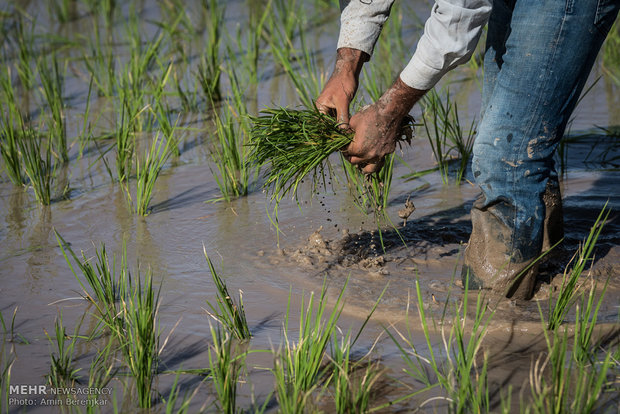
xmin=248 ymin=107 xmax=351 ymax=204
xmin=248 ymin=107 xmax=413 ymax=207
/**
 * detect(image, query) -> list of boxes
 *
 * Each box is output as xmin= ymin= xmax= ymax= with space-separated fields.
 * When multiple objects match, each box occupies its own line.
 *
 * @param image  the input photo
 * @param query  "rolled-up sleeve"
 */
xmin=336 ymin=1 xmax=492 ymax=90
xmin=400 ymin=0 xmax=492 ymax=90
xmin=337 ymin=0 xmax=396 ymax=56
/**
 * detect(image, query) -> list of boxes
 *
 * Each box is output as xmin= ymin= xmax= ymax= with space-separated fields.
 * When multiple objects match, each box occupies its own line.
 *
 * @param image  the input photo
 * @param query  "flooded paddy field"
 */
xmin=0 ymin=0 xmax=619 ymax=412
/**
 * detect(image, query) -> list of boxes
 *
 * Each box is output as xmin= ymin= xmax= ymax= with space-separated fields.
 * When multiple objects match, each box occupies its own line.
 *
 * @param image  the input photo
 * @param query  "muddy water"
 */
xmin=1 ymin=1 xmax=619 ymax=412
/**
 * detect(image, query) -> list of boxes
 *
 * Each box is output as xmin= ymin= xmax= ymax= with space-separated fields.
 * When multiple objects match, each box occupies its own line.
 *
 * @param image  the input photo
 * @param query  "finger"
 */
xmin=361 ymin=160 xmax=383 ymax=174
xmin=316 ymin=101 xmax=330 ymax=114
xmin=335 ymin=102 xmax=350 ymax=127
xmin=348 ymin=155 xmax=368 ymax=165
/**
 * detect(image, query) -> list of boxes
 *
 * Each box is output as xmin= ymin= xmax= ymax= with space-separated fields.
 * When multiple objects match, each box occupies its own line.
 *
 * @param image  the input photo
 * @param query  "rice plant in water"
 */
xmin=204 ymin=249 xmax=251 ymax=340
xmin=530 ymin=288 xmax=616 ymax=414
xmin=81 ymin=15 xmax=116 ymax=97
xmin=120 ymin=268 xmax=161 ymax=409
xmin=209 ymin=97 xmax=254 ymax=203
xmin=272 ymin=280 xmax=347 ymax=413
xmin=0 ymin=88 xmax=25 ymax=185
xmin=0 ymin=347 xmax=13 ymax=414
xmin=13 ymin=14 xmax=36 ymax=90
xmin=38 ymin=53 xmax=68 ymax=163
xmin=207 ymin=323 xmax=247 ymax=414
xmin=130 ymin=132 xmax=174 ymax=215
xmin=330 ymin=331 xmax=382 ymax=414
xmin=419 ymin=88 xmax=476 ymax=185
xmin=48 ymin=0 xmax=75 ymax=23
xmin=55 ymin=231 xmax=128 ymax=329
xmin=19 ymin=128 xmax=54 ymax=205
xmin=163 ymin=371 xmax=195 ymax=414
xmin=45 ymin=314 xmax=81 ymax=389
xmin=115 ymin=93 xmax=136 ymax=183
xmin=86 ymin=338 xmax=117 ymax=413
xmin=387 ymin=278 xmax=494 ymax=412
xmin=198 ymin=0 xmax=224 ymax=102
xmin=547 ymin=203 xmax=610 ymax=330
xmin=232 ymin=0 xmax=271 ymax=84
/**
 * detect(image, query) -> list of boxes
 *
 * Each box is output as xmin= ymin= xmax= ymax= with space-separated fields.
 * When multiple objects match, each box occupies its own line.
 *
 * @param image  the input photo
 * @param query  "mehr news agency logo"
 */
xmin=9 ymin=384 xmax=112 ymax=408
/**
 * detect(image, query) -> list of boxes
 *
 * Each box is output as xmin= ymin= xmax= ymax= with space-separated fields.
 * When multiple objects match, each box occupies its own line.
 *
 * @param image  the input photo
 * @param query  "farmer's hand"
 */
xmin=345 ymin=77 xmax=427 ymax=174
xmin=316 ymin=48 xmax=368 ymax=126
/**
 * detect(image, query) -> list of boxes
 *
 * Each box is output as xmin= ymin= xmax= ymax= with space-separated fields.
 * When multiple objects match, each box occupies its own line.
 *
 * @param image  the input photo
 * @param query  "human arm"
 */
xmin=345 ymin=77 xmax=427 ymax=174
xmin=345 ymin=0 xmax=492 ymax=173
xmin=316 ymin=0 xmax=395 ymax=124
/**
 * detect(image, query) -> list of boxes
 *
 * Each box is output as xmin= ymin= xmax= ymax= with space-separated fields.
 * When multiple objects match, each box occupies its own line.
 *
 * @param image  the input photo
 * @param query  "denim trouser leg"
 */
xmin=464 ymin=0 xmax=619 ymax=299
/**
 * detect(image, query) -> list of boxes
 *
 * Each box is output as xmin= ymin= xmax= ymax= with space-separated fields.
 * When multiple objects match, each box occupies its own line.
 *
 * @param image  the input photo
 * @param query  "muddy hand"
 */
xmin=315 ymin=48 xmax=368 ymax=127
xmin=345 ymin=77 xmax=428 ymax=174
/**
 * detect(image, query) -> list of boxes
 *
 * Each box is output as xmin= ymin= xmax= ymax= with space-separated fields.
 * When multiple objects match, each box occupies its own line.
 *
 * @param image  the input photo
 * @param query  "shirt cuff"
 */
xmin=399 ymin=54 xmax=447 ymax=91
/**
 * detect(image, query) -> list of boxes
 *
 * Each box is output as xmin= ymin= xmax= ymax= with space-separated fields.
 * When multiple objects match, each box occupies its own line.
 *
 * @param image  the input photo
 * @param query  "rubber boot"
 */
xmin=461 ymin=201 xmax=538 ymax=300
xmin=542 ymin=179 xmax=564 ymax=252
xmin=462 ymin=182 xmax=563 ymax=300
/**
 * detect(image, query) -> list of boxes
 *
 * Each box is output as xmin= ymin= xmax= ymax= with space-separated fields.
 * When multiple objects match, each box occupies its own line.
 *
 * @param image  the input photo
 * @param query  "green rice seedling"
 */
xmin=13 ymin=14 xmax=36 ymax=90
xmin=55 ymin=231 xmax=128 ymax=329
xmin=157 ymin=0 xmax=196 ymax=40
xmin=207 ymin=323 xmax=247 ymax=414
xmin=208 ymin=97 xmax=254 ymax=203
xmin=152 ymin=62 xmax=180 ymax=156
xmin=547 ymin=203 xmax=610 ymax=330
xmin=572 ymin=278 xmax=610 ymax=366
xmin=386 ymin=278 xmax=494 ymax=413
xmin=195 ymin=46 xmax=222 ymax=104
xmin=115 ymin=93 xmax=136 ymax=183
xmin=330 ymin=331 xmax=383 ymax=414
xmin=163 ymin=371 xmax=196 ymax=414
xmin=248 ymin=108 xmax=351 ymax=204
xmin=269 ymin=22 xmax=325 ymax=109
xmin=86 ymin=338 xmax=117 ymax=414
xmin=18 ymin=128 xmax=54 ymax=205
xmin=529 ymin=296 xmax=616 ymax=414
xmin=0 ymin=350 xmax=13 ymax=414
xmin=231 ymin=0 xmax=271 ymax=85
xmin=125 ymin=10 xmax=165 ymax=91
xmin=120 ymin=268 xmax=161 ymax=409
xmin=269 ymin=0 xmax=302 ymax=58
xmin=0 ymin=81 xmax=25 ymax=185
xmin=204 ymin=249 xmax=251 ymax=340
xmin=173 ymin=67 xmax=200 ymax=112
xmin=81 ymin=16 xmax=116 ymax=97
xmin=37 ymin=53 xmax=68 ymax=163
xmin=197 ymin=0 xmax=224 ymax=102
xmin=45 ymin=313 xmax=82 ymax=389
xmin=77 ymin=75 xmax=98 ymax=159
xmin=420 ymin=88 xmax=477 ymax=185
xmin=48 ymin=0 xmax=75 ymax=23
xmin=130 ymin=132 xmax=174 ymax=216
xmin=272 ymin=279 xmax=347 ymax=413
xmin=0 ymin=307 xmax=29 ymax=344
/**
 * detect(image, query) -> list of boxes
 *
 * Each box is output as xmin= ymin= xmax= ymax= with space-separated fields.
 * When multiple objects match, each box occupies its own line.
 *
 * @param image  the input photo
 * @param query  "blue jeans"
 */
xmin=464 ymin=0 xmax=619 ymax=298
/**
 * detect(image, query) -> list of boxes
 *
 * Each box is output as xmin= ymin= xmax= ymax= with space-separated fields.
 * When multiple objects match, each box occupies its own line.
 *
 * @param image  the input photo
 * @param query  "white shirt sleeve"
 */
xmin=337 ymin=0 xmax=492 ymax=90
xmin=337 ymin=0 xmax=396 ymax=56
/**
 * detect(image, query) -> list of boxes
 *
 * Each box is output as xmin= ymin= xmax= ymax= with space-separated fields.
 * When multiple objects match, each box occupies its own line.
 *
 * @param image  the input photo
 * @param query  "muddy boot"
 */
xmin=542 ymin=179 xmax=564 ymax=252
xmin=461 ymin=200 xmax=538 ymax=300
